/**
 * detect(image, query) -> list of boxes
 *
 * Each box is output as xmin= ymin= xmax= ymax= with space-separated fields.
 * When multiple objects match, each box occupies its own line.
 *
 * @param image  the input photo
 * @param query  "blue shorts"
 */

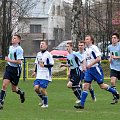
xmin=84 ymin=65 xmax=104 ymax=84
xmin=80 ymin=71 xmax=85 ymax=81
xmin=33 ymin=79 xmax=50 ymax=89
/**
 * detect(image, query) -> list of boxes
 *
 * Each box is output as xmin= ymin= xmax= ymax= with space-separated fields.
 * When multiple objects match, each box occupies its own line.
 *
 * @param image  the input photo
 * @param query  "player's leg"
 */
xmin=94 ymin=66 xmax=119 ymax=103
xmin=11 ymin=73 xmax=25 ymax=103
xmin=40 ymin=88 xmax=48 ymax=108
xmin=99 ymin=83 xmax=119 ymax=100
xmin=74 ymin=82 xmax=90 ymax=109
xmin=89 ymin=84 xmax=96 ymax=101
xmin=12 ymin=85 xmax=25 ymax=103
xmin=34 ymin=80 xmax=43 ymax=106
xmin=0 ymin=79 xmax=10 ymax=109
xmin=39 ymin=80 xmax=50 ymax=108
xmin=110 ymin=69 xmax=119 ymax=104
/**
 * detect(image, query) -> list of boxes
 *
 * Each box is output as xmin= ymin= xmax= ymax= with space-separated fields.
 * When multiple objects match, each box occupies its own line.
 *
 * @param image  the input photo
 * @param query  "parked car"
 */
xmin=50 ymin=40 xmax=71 ymax=60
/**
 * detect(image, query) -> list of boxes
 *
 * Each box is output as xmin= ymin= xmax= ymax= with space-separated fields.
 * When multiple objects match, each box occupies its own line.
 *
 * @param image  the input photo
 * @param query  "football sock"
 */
xmin=43 ymin=96 xmax=48 ymax=105
xmin=111 ymin=86 xmax=118 ymax=99
xmin=38 ymin=93 xmax=43 ymax=100
xmin=107 ymin=86 xmax=118 ymax=95
xmin=89 ymin=88 xmax=95 ymax=99
xmin=80 ymin=90 xmax=88 ymax=107
xmin=16 ymin=88 xmax=23 ymax=95
xmin=73 ymin=88 xmax=81 ymax=100
xmin=0 ymin=90 xmax=6 ymax=104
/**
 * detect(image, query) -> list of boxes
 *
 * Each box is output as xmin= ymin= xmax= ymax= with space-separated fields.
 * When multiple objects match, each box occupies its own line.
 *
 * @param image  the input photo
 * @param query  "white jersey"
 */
xmin=85 ymin=45 xmax=101 ymax=67
xmin=35 ymin=51 xmax=54 ymax=81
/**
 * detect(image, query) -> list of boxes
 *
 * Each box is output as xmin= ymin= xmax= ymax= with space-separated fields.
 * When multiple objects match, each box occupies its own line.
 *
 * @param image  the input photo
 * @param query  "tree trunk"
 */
xmin=1 ymin=0 xmax=7 ymax=59
xmin=71 ymin=0 xmax=82 ymax=51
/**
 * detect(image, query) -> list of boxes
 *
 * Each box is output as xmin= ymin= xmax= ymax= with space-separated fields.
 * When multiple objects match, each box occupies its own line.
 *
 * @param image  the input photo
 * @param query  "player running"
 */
xmin=60 ymin=41 xmax=86 ymax=104
xmin=74 ymin=35 xmax=119 ymax=109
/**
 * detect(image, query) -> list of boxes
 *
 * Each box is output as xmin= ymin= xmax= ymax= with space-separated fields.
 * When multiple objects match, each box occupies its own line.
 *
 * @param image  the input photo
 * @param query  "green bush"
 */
xmin=101 ymin=60 xmax=110 ymax=77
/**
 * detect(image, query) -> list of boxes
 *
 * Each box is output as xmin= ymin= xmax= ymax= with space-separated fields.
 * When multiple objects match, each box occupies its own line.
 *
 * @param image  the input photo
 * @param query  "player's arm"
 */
xmin=81 ymin=59 xmax=86 ymax=72
xmin=87 ymin=56 xmax=101 ymax=69
xmin=5 ymin=56 xmax=22 ymax=64
xmin=32 ymin=64 xmax=37 ymax=77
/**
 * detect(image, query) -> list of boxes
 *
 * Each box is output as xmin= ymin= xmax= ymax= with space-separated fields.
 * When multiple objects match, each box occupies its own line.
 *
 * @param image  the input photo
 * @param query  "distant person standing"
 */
xmin=0 ymin=34 xmax=25 ymax=110
xmin=32 ymin=40 xmax=54 ymax=108
xmin=108 ymin=33 xmax=120 ymax=104
xmin=74 ymin=35 xmax=119 ymax=109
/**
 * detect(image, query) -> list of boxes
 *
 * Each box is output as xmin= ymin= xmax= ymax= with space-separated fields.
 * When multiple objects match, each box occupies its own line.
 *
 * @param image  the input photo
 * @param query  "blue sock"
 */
xmin=43 ymin=96 xmax=48 ymax=105
xmin=107 ymin=86 xmax=117 ymax=94
xmin=80 ymin=91 xmax=88 ymax=107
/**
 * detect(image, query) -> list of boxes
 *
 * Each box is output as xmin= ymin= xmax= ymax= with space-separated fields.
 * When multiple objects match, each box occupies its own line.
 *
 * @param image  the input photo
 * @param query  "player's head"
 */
xmin=85 ymin=35 xmax=94 ymax=46
xmin=66 ymin=41 xmax=73 ymax=53
xmin=11 ymin=34 xmax=21 ymax=45
xmin=40 ymin=40 xmax=48 ymax=51
xmin=78 ymin=40 xmax=85 ymax=52
xmin=112 ymin=33 xmax=119 ymax=44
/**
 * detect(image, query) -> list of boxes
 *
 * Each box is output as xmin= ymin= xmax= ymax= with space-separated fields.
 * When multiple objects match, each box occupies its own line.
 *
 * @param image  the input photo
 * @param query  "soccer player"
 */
xmin=0 ymin=34 xmax=25 ymax=110
xmin=78 ymin=40 xmax=96 ymax=101
xmin=74 ymin=35 xmax=119 ymax=109
xmin=108 ymin=33 xmax=120 ymax=104
xmin=32 ymin=40 xmax=54 ymax=108
xmin=60 ymin=42 xmax=85 ymax=104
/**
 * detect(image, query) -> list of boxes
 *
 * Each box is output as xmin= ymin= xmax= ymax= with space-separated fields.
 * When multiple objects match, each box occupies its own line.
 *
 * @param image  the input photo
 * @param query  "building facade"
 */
xmin=17 ymin=0 xmax=72 ymax=56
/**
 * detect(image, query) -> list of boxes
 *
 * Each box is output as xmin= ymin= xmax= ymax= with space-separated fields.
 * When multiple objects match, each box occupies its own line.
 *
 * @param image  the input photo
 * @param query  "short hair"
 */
xmin=78 ymin=40 xmax=85 ymax=45
xmin=85 ymin=35 xmax=94 ymax=44
xmin=112 ymin=33 xmax=119 ymax=39
xmin=14 ymin=34 xmax=21 ymax=40
xmin=40 ymin=40 xmax=48 ymax=46
xmin=66 ymin=41 xmax=73 ymax=47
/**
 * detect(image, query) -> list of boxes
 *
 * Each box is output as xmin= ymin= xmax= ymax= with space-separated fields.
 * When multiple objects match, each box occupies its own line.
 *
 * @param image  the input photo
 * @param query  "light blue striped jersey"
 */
xmin=8 ymin=45 xmax=23 ymax=67
xmin=67 ymin=52 xmax=84 ymax=69
xmin=108 ymin=43 xmax=120 ymax=71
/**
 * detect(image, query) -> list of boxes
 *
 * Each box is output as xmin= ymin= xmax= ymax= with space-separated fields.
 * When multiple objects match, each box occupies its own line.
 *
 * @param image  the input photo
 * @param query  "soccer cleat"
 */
xmin=75 ymin=99 xmax=81 ymax=104
xmin=114 ymin=93 xmax=119 ymax=100
xmin=38 ymin=100 xmax=44 ymax=106
xmin=111 ymin=99 xmax=118 ymax=104
xmin=74 ymin=104 xmax=84 ymax=109
xmin=92 ymin=96 xmax=96 ymax=102
xmin=41 ymin=104 xmax=48 ymax=108
xmin=20 ymin=91 xmax=25 ymax=103
xmin=0 ymin=103 xmax=3 ymax=110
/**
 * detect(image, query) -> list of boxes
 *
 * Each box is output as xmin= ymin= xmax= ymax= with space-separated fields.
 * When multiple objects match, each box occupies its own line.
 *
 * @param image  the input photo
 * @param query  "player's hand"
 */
xmin=111 ymin=55 xmax=119 ymax=59
xmin=86 ymin=64 xmax=91 ymax=69
xmin=67 ymin=74 xmax=70 ymax=78
xmin=39 ymin=62 xmax=44 ymax=67
xmin=32 ymin=71 xmax=36 ymax=77
xmin=5 ymin=56 xmax=11 ymax=62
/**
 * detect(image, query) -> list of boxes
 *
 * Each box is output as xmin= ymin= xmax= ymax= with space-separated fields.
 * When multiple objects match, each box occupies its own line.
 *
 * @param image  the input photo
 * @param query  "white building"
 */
xmin=17 ymin=0 xmax=71 ymax=55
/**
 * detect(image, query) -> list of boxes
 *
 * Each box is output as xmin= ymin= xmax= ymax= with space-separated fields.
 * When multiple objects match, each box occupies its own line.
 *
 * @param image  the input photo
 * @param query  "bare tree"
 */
xmin=71 ymin=0 xmax=82 ymax=50
xmin=0 ymin=0 xmax=39 ymax=59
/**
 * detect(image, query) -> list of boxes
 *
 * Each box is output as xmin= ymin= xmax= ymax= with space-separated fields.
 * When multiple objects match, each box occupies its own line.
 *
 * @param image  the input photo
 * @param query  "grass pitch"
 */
xmin=0 ymin=80 xmax=120 ymax=120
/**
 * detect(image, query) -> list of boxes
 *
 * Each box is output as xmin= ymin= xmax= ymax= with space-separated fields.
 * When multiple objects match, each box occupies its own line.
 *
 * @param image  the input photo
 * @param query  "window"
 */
xmin=30 ymin=24 xmax=41 ymax=33
xmin=57 ymin=5 xmax=60 ymax=15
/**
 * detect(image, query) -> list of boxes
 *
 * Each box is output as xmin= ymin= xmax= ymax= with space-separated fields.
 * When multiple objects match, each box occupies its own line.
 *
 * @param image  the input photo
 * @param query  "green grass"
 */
xmin=0 ymin=80 xmax=120 ymax=120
